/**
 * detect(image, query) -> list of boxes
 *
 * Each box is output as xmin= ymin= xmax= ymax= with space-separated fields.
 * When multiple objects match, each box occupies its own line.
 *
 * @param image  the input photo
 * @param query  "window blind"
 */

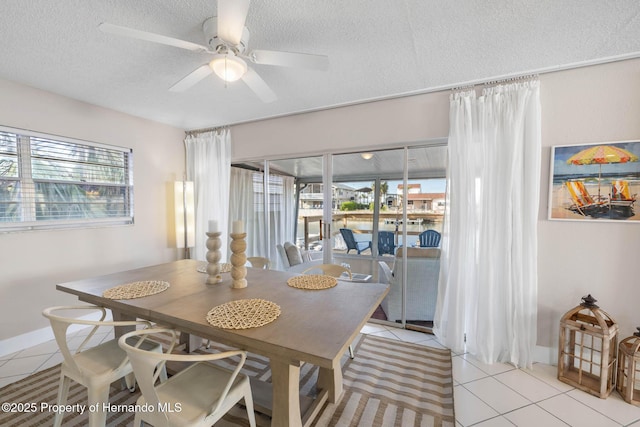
xmin=0 ymin=128 xmax=133 ymax=231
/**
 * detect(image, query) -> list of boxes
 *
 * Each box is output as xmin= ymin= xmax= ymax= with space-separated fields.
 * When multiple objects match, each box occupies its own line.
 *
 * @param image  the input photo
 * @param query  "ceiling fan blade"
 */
xmin=169 ymin=65 xmax=213 ymax=92
xmin=241 ymin=68 xmax=277 ymax=103
xmin=99 ymin=22 xmax=208 ymax=52
xmin=249 ymin=50 xmax=329 ymax=71
xmin=217 ymin=0 xmax=250 ymax=46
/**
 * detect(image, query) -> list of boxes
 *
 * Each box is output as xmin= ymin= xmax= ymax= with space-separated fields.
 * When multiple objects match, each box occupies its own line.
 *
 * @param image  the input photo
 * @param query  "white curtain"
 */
xmin=269 ymin=173 xmax=296 ymax=266
xmin=229 ymin=167 xmax=263 ymax=258
xmin=185 ymin=129 xmax=231 ymax=262
xmin=229 ymin=167 xmax=296 ymax=266
xmin=434 ymin=81 xmax=541 ymax=368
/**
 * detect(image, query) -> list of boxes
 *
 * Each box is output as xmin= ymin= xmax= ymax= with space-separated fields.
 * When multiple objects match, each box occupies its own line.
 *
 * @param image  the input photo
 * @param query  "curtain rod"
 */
xmin=482 ymin=73 xmax=538 ymax=87
xmin=201 ymin=51 xmax=640 ymax=130
xmin=452 ymin=73 xmax=538 ymax=91
xmin=185 ymin=126 xmax=228 ymax=136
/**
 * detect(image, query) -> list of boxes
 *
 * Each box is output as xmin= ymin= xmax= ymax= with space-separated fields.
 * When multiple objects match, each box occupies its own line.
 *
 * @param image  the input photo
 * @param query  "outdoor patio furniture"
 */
xmin=378 ymin=247 xmax=440 ymax=323
xmin=276 ymin=242 xmax=304 ymax=268
xmin=419 ymin=230 xmax=441 ymax=248
xmin=339 ymin=228 xmax=372 ymax=254
xmin=276 ymin=242 xmax=321 ymax=272
xmin=378 ymin=230 xmax=396 ymax=255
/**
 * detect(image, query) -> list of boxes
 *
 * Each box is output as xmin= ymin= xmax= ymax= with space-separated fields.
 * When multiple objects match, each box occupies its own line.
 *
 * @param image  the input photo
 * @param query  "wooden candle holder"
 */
xmin=205 ymin=231 xmax=222 ymax=285
xmin=230 ymin=232 xmax=247 ymax=288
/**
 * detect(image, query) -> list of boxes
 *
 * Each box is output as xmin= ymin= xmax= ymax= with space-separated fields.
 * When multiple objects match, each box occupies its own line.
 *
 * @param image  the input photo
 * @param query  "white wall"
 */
xmin=232 ymin=90 xmax=450 ymax=160
xmin=537 ymin=59 xmax=640 ymax=348
xmin=231 ymin=58 xmax=640 ymax=356
xmin=0 ymin=78 xmax=185 ymax=344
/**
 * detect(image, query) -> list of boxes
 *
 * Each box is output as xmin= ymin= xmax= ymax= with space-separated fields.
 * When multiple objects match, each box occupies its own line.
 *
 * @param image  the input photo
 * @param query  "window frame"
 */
xmin=0 ymin=125 xmax=134 ymax=232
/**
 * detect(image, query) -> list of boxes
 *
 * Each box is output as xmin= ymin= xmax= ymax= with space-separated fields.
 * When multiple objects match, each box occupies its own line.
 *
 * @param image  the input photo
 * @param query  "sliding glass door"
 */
xmin=400 ymin=145 xmax=447 ymax=332
xmin=232 ymin=141 xmax=447 ymax=332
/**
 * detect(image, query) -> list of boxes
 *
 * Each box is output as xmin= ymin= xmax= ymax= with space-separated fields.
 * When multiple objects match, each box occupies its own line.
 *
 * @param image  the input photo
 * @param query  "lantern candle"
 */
xmin=616 ymin=327 xmax=640 ymax=406
xmin=557 ymin=294 xmax=619 ymax=398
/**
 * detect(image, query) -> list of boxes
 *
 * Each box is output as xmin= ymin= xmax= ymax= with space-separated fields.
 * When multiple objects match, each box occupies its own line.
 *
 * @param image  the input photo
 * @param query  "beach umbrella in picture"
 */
xmin=566 ymin=145 xmax=638 ymax=200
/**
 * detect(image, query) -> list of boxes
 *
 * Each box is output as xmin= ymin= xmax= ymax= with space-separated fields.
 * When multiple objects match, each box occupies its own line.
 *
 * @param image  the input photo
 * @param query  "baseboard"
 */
xmin=0 ymin=311 xmax=112 ymax=358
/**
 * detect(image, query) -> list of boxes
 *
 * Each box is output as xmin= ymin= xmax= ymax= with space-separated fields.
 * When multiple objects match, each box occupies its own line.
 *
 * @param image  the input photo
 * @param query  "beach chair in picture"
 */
xmin=565 ymin=181 xmax=605 ymax=217
xmin=339 ymin=228 xmax=372 ymax=254
xmin=609 ymin=180 xmax=636 ymax=216
xmin=610 ymin=180 xmax=636 ymax=206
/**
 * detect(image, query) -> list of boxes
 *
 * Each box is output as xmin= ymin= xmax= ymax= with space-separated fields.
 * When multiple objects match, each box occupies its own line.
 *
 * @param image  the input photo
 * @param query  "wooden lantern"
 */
xmin=616 ymin=327 xmax=640 ymax=406
xmin=558 ymin=294 xmax=619 ymax=398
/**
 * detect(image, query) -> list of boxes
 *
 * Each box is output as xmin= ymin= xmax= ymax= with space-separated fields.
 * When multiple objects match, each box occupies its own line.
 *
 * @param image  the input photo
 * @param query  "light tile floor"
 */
xmin=1 ymin=323 xmax=640 ymax=426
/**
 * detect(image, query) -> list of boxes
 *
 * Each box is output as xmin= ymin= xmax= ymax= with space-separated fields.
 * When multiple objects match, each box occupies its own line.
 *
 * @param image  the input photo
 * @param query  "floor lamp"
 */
xmin=174 ymin=181 xmax=195 ymax=259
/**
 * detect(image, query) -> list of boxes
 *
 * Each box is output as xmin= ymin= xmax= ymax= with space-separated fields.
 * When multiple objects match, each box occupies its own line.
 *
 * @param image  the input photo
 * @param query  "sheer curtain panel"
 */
xmin=229 ymin=167 xmax=296 ymax=265
xmin=268 ymin=173 xmax=296 ymax=265
xmin=229 ymin=167 xmax=263 ymax=258
xmin=185 ymin=129 xmax=231 ymax=261
xmin=434 ymin=81 xmax=541 ymax=368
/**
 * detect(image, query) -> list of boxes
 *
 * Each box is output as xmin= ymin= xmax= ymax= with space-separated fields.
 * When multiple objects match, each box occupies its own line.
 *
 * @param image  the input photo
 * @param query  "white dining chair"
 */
xmin=42 ymin=305 xmax=166 ymax=427
xmin=118 ymin=328 xmax=256 ymax=427
xmin=247 ymin=256 xmax=271 ymax=269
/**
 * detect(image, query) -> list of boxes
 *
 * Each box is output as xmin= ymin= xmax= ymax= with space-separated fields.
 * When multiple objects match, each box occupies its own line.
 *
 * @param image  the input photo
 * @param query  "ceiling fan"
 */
xmin=99 ymin=0 xmax=329 ymax=103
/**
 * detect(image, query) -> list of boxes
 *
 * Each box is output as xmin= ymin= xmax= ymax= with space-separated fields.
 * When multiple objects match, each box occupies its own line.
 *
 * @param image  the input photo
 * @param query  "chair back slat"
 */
xmin=419 ymin=230 xmax=441 ymax=248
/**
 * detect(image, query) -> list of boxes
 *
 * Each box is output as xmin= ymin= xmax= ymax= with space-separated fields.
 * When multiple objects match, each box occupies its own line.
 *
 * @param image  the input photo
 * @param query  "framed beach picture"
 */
xmin=548 ymin=140 xmax=640 ymax=222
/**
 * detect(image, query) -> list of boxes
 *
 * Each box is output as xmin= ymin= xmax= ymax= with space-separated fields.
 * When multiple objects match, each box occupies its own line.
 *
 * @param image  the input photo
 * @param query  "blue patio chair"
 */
xmin=378 ymin=231 xmax=396 ymax=255
xmin=419 ymin=230 xmax=441 ymax=248
xmin=340 ymin=228 xmax=372 ymax=254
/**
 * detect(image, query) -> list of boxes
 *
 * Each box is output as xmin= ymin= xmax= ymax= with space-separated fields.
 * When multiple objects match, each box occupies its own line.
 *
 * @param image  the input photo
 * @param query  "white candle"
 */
xmin=208 ymin=220 xmax=218 ymax=232
xmin=232 ymin=220 xmax=244 ymax=234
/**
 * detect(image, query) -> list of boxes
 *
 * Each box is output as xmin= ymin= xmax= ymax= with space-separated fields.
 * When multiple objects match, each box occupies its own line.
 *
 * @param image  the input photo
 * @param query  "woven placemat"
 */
xmin=102 ymin=280 xmax=170 ymax=299
xmin=197 ymin=262 xmax=233 ymax=274
xmin=287 ymin=274 xmax=338 ymax=290
xmin=206 ymin=298 xmax=281 ymax=330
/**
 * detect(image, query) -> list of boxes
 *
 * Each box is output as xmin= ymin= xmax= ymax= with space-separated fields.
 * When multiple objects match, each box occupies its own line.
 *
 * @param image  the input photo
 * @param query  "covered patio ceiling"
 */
xmin=235 ymin=144 xmax=448 ymax=182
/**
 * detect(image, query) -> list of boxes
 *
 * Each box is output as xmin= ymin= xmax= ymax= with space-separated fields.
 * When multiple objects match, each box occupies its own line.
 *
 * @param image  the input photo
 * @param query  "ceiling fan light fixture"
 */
xmin=209 ymin=53 xmax=247 ymax=82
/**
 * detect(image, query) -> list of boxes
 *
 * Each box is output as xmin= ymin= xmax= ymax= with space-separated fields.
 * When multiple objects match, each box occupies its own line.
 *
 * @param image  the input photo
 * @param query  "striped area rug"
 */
xmin=0 ymin=334 xmax=454 ymax=427
xmin=314 ymin=335 xmax=454 ymax=426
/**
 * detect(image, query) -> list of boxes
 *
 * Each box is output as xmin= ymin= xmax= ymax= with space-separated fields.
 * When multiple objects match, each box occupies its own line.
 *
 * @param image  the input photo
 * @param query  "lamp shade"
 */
xmin=209 ymin=53 xmax=247 ymax=82
xmin=174 ymin=181 xmax=195 ymax=249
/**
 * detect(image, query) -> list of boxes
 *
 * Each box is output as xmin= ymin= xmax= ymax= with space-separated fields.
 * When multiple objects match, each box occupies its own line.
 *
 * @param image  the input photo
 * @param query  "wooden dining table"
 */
xmin=56 ymin=259 xmax=389 ymax=427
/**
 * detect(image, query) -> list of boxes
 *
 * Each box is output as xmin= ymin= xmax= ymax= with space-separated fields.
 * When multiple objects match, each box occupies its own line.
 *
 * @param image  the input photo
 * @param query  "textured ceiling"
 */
xmin=1 ymin=0 xmax=640 ymax=130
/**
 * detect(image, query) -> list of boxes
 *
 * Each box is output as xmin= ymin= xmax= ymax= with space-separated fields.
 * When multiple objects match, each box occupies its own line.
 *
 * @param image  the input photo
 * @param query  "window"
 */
xmin=0 ymin=127 xmax=133 ymax=231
